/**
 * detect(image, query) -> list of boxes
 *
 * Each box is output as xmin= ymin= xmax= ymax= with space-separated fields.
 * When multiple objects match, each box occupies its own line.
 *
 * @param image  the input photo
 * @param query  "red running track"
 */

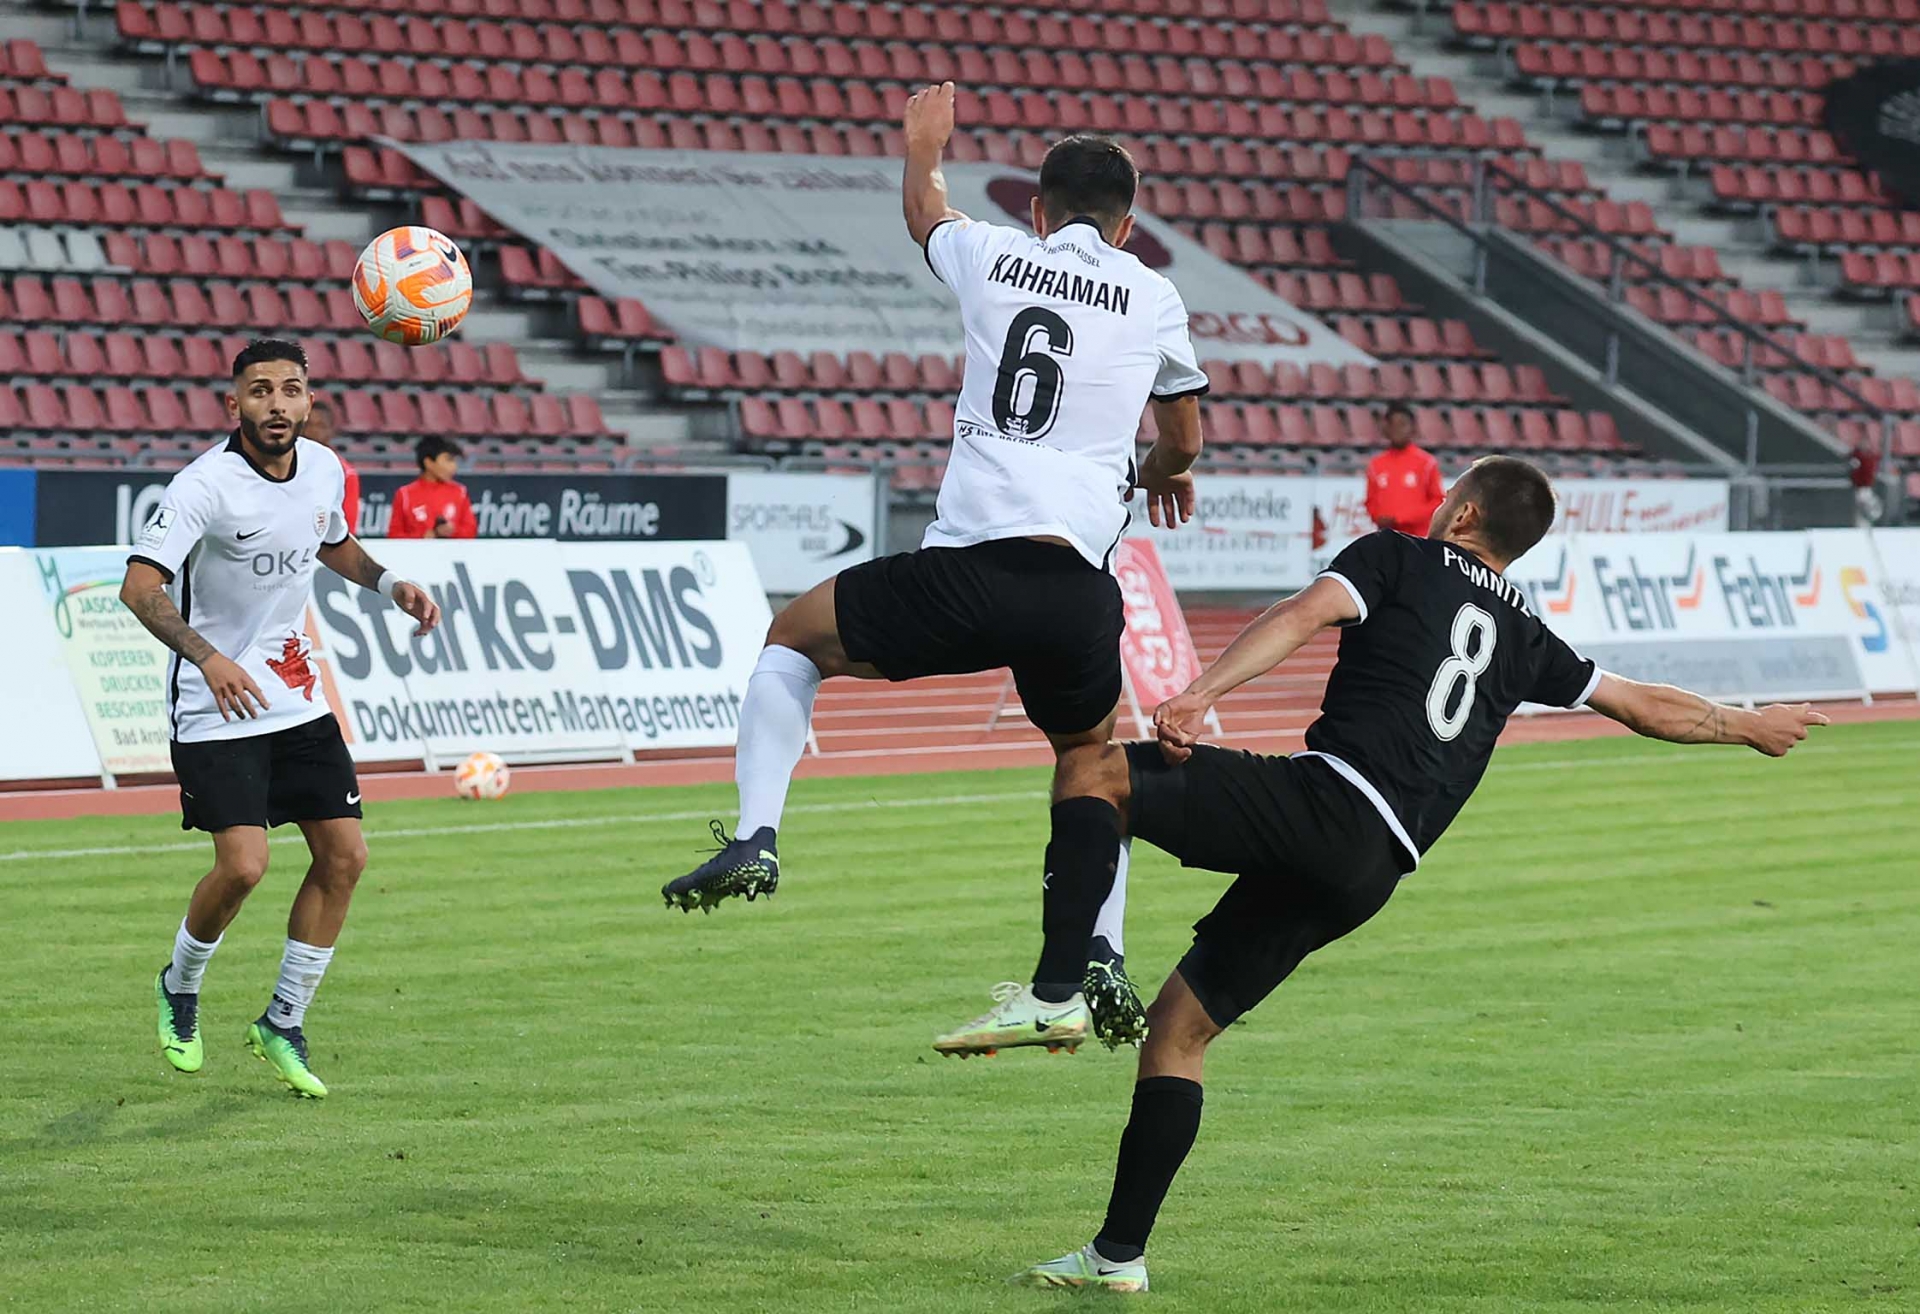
xmin=3 ymin=608 xmax=1914 ymax=822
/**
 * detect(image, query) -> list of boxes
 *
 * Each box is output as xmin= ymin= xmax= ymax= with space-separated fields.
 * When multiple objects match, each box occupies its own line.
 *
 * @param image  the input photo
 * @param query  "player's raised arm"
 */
xmin=316 ymin=536 xmax=441 ymax=637
xmin=1153 ymin=576 xmax=1360 ymax=760
xmin=1585 ymin=673 xmax=1828 ymax=757
xmin=902 ymin=81 xmax=967 ymax=247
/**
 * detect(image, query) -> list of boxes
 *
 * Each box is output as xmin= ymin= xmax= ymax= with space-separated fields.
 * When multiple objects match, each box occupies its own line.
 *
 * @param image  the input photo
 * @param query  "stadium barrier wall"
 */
xmin=16 ymin=469 xmax=875 ymax=594
xmin=1 ymin=528 xmax=1912 ymax=785
xmin=0 ymin=539 xmax=773 ymax=782
xmin=384 ymin=141 xmax=1375 ymax=368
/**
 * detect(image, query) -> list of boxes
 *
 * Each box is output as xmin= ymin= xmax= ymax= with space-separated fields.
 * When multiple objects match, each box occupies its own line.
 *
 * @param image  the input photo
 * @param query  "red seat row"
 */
xmin=1175 ymin=403 xmax=1627 ymax=453
xmin=335 ymin=388 xmax=613 ymax=439
xmin=132 ymin=0 xmax=1354 ymax=64
xmin=497 ymin=246 xmax=585 ymax=296
xmin=1512 ymin=44 xmax=1848 ymax=92
xmin=0 ymin=383 xmax=228 ymax=434
xmin=1644 ymin=124 xmax=1841 ymax=168
xmin=1580 ymin=85 xmax=1820 ymax=130
xmin=664 ymin=347 xmax=963 ymax=398
xmin=0 ymin=38 xmax=57 ymax=82
xmin=1575 ymin=0 xmax=1918 ymax=18
xmin=0 ymin=130 xmax=205 ymax=182
xmin=1833 ymin=418 xmax=1920 ymax=459
xmin=416 ymin=194 xmax=511 ymax=246
xmin=1764 ymin=373 xmax=1920 ymax=414
xmin=1494 ymin=196 xmax=1664 ymax=238
xmin=741 ymin=395 xmax=957 ymax=445
xmin=574 ymin=295 xmax=673 ymax=345
xmin=2 ymin=274 xmax=367 ymax=334
xmin=1711 ymin=164 xmax=1887 ymax=208
xmin=1624 ymin=284 xmax=1798 ymax=328
xmin=98 ymin=232 xmax=358 ymax=284
xmin=137 ymin=0 xmax=1337 ymax=28
xmin=1771 ymin=207 xmax=1920 ymax=252
xmin=0 ymin=329 xmax=526 ymax=389
xmin=0 ymin=180 xmax=285 ymax=233
xmin=1201 ymin=360 xmax=1565 ymax=406
xmin=1685 ymin=327 xmax=1860 ymax=373
xmin=1331 ymin=315 xmax=1491 ymax=361
xmin=1192 ymin=223 xmax=1349 ymax=270
xmin=1262 ymin=269 xmax=1403 ymax=314
xmin=1838 ymin=251 xmax=1920 ymax=292
xmin=0 ymin=85 xmax=127 ymax=130
xmin=1460 ymin=3 xmax=1920 ymax=54
xmin=1542 ymin=239 xmax=1728 ymax=284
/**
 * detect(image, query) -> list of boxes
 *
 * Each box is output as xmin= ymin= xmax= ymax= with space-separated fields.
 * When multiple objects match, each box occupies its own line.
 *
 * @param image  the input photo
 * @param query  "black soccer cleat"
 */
xmin=662 ymin=821 xmax=780 ymax=913
xmin=1083 ymin=939 xmax=1148 ymax=1051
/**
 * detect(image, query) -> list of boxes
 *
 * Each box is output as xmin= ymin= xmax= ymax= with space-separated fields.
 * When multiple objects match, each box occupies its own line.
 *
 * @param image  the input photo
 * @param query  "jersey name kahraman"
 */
xmin=921 ymin=216 xmax=1208 ymax=568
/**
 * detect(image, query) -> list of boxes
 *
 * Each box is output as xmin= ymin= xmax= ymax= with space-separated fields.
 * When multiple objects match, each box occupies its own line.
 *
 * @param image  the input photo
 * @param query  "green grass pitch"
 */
xmin=2 ymin=722 xmax=1916 ymax=1312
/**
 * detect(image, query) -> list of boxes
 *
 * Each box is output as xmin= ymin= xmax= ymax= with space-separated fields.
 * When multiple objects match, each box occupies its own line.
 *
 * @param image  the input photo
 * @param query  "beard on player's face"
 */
xmin=239 ymin=408 xmax=302 ymax=456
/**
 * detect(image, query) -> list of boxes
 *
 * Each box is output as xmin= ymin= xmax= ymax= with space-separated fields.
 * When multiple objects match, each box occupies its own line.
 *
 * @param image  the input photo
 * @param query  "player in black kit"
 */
xmin=1017 ymin=455 xmax=1829 ymax=1292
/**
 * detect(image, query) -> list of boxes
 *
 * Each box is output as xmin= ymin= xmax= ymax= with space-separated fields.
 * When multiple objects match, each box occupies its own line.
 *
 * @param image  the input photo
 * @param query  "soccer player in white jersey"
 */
xmin=122 ymin=339 xmax=441 ymax=1098
xmin=661 ymin=83 xmax=1209 ymax=1057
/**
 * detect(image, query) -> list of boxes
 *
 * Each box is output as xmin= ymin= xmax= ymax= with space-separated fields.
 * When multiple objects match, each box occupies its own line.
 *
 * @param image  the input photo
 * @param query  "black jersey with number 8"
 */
xmin=1305 ymin=531 xmax=1600 ymax=869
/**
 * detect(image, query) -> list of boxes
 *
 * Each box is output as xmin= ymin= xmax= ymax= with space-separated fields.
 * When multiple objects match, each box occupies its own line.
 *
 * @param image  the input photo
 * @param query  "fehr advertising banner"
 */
xmin=381 ymin=141 xmax=1374 ymax=369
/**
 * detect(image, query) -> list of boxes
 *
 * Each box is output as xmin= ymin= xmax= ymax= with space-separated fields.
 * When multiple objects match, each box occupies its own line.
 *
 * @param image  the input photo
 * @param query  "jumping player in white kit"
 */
xmin=659 ymin=82 xmax=1210 ymax=1057
xmin=123 ymin=339 xmax=441 ymax=1097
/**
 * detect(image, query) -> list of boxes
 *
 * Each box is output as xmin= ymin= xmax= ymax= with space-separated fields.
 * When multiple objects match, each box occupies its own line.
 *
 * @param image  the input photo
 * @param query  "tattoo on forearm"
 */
xmin=320 ymin=538 xmax=386 ymax=591
xmin=125 ymin=588 xmax=216 ymax=665
xmin=1678 ymin=703 xmax=1724 ymax=743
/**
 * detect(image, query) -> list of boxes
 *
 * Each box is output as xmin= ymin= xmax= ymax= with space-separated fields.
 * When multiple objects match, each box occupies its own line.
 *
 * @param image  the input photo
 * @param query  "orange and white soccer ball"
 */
xmin=453 ymin=751 xmax=510 ymax=801
xmin=352 ymin=225 xmax=473 ymax=346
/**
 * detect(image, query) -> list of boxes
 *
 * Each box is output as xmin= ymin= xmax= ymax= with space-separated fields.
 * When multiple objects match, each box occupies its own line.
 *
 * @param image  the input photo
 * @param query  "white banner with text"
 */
xmin=384 ymin=141 xmax=1373 ymax=368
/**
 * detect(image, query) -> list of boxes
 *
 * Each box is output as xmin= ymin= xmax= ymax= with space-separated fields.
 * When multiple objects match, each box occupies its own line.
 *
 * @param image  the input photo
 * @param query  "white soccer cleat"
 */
xmin=932 ymin=981 xmax=1088 ymax=1057
xmin=1015 ymin=1243 xmax=1149 ymax=1293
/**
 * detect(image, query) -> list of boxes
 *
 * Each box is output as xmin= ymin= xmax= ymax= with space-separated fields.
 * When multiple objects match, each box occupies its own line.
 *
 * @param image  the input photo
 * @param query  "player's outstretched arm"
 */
xmin=1134 ymin=396 xmax=1204 ymax=528
xmin=1585 ymin=673 xmax=1829 ymax=757
xmin=1153 ymin=577 xmax=1360 ymax=760
xmin=120 ymin=560 xmax=269 ymax=722
xmin=317 ymin=537 xmax=442 ymax=637
xmin=902 ymin=81 xmax=966 ymax=246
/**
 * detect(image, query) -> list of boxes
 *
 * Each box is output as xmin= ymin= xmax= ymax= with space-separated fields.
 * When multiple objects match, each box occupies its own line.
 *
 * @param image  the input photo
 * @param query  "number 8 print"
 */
xmin=1426 ymin=604 xmax=1496 ymax=741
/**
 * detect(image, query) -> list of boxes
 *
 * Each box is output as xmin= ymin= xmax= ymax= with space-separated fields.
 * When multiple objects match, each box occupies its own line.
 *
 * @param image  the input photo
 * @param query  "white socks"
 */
xmin=165 ymin=919 xmax=221 ymax=995
xmin=267 ymin=939 xmax=335 ymax=1031
xmin=1092 ymin=838 xmax=1130 ymax=957
xmin=735 ymin=644 xmax=823 ymax=835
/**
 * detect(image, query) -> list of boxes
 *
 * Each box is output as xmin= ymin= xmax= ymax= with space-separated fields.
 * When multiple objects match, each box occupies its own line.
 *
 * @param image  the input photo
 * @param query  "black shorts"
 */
xmin=170 ymin=714 xmax=362 ymax=834
xmin=835 ymin=539 xmax=1124 ymax=737
xmin=1127 ymin=741 xmax=1409 ymax=1028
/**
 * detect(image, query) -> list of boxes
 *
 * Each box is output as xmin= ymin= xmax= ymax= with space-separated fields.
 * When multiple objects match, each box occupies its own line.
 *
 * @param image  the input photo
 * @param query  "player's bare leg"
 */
xmin=1018 ymin=971 xmax=1220 ymax=1291
xmin=246 ymin=818 xmax=366 ymax=1099
xmin=661 ymin=577 xmax=880 ymax=913
xmin=156 ymin=826 xmax=269 ymax=1074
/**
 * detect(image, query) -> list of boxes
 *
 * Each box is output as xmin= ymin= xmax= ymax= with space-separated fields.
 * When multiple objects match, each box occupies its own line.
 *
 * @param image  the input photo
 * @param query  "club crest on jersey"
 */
xmin=313 ymin=506 xmax=330 ymax=538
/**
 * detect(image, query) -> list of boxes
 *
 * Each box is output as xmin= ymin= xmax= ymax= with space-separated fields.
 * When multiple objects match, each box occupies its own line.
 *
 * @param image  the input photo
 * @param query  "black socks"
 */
xmin=1032 ymin=796 xmax=1121 ymax=996
xmin=1096 ymin=1075 xmax=1205 ymax=1260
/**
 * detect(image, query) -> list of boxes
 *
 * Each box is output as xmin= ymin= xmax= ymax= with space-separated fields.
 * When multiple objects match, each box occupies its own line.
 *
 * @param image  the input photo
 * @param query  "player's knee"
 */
xmin=318 ymin=840 xmax=368 ymax=889
xmin=216 ymin=849 xmax=270 ymax=892
xmin=1050 ymin=741 xmax=1128 ymax=815
xmin=1144 ymin=993 xmax=1221 ymax=1055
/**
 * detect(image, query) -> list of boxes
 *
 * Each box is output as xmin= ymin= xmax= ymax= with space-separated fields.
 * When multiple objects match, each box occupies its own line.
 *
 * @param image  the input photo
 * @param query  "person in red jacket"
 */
xmin=388 ymin=436 xmax=478 ymax=539
xmin=302 ymin=396 xmax=359 ymax=535
xmin=1364 ymin=402 xmax=1446 ymax=534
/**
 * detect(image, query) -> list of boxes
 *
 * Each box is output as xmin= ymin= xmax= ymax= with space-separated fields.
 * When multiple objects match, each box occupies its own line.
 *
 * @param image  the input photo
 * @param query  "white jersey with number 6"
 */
xmin=128 ymin=435 xmax=350 ymax=744
xmin=922 ymin=217 xmax=1208 ymax=568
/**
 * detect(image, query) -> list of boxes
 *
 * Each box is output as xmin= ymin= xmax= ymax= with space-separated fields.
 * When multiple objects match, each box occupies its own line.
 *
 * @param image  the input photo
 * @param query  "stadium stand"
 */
xmin=4 ymin=0 xmax=1905 ymax=500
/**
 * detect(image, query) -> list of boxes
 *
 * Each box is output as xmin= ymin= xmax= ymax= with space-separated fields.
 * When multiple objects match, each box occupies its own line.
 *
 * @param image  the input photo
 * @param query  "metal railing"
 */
xmin=1347 ymin=155 xmax=1901 ymax=520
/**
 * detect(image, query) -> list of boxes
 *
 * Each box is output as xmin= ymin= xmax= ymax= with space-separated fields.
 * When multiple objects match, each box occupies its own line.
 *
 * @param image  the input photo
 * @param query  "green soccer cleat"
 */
xmin=1083 ymin=952 xmax=1149 ymax=1051
xmin=155 ymin=966 xmax=203 ymax=1074
xmin=932 ymin=982 xmax=1088 ymax=1058
xmin=662 ymin=821 xmax=779 ymax=913
xmin=1015 ymin=1243 xmax=1149 ymax=1293
xmin=245 ymin=1017 xmax=327 ymax=1099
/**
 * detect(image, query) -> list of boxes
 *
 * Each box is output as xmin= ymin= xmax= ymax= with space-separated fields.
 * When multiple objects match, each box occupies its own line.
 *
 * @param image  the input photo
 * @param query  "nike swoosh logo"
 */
xmin=346 ymin=792 xmax=361 ymax=804
xmin=1033 ymin=1012 xmax=1078 ymax=1031
xmin=1095 ymin=1266 xmax=1134 ymax=1276
xmin=236 ymin=527 xmax=267 ymax=541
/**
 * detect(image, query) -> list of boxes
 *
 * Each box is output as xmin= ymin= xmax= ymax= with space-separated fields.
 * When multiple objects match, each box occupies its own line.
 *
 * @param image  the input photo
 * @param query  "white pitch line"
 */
xmin=0 ymin=789 xmax=1045 ymax=865
xmin=0 ymin=733 xmax=1907 ymax=866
